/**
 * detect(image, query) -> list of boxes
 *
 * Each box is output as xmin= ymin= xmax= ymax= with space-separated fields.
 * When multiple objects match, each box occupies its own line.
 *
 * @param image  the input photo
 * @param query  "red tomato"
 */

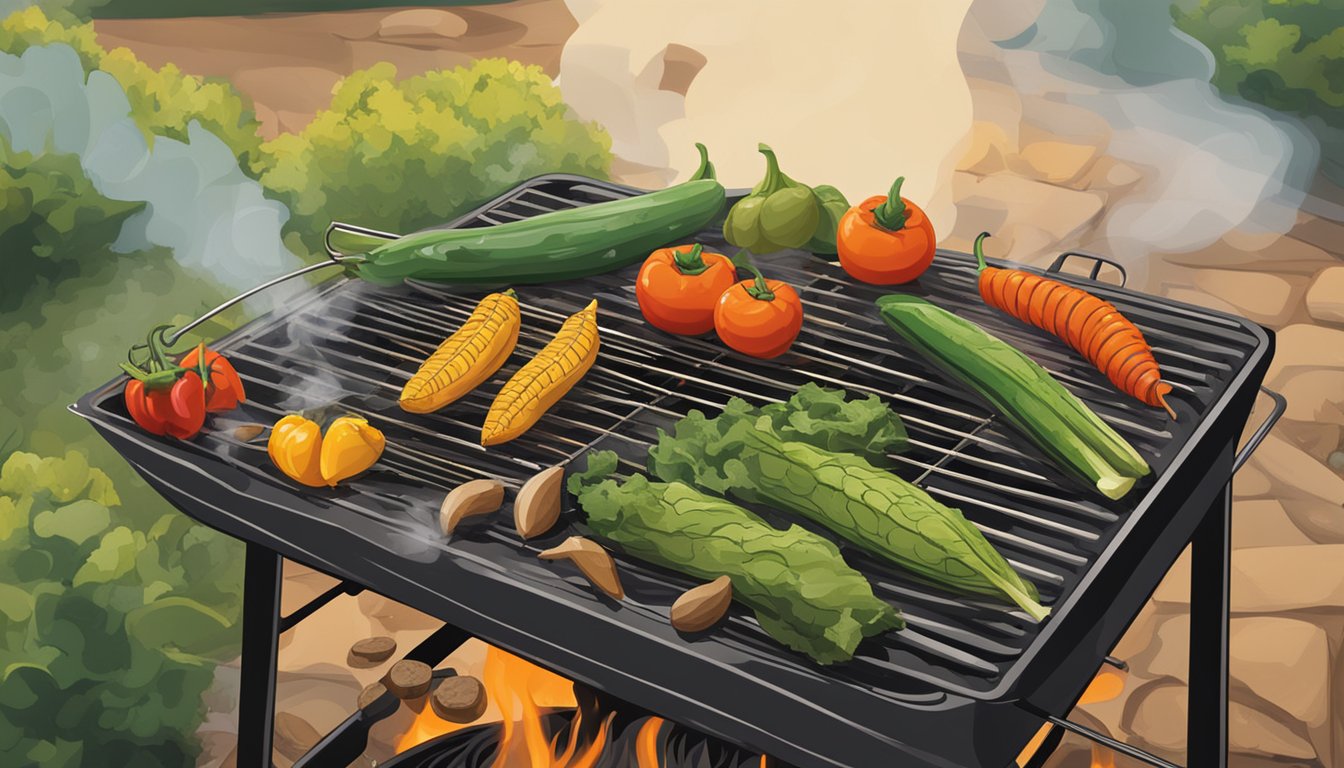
xmin=137 ymin=371 xmax=206 ymax=439
xmin=636 ymin=244 xmax=738 ymax=335
xmin=181 ymin=346 xmax=246 ymax=412
xmin=713 ymin=278 xmax=804 ymax=359
xmin=124 ymin=379 xmax=169 ymax=436
xmin=836 ymin=179 xmax=937 ymax=285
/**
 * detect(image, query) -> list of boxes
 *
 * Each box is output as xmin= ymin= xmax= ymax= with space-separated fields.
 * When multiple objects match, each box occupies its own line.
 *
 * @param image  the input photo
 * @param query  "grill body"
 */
xmin=74 ymin=176 xmax=1273 ymax=768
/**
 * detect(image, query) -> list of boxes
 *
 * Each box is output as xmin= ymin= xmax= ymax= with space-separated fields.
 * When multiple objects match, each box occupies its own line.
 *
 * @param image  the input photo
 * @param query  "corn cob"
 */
xmin=482 ymin=300 xmax=600 ymax=446
xmin=399 ymin=291 xmax=521 ymax=414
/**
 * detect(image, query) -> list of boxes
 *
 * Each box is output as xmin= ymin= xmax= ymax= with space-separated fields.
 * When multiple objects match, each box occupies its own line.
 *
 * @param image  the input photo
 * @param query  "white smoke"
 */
xmin=965 ymin=0 xmax=1319 ymax=265
xmin=0 ymin=43 xmax=304 ymax=298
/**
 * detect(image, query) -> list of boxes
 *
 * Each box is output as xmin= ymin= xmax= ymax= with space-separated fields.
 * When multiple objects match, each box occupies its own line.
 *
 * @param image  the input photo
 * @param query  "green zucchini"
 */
xmin=875 ymin=294 xmax=1149 ymax=500
xmin=349 ymin=144 xmax=726 ymax=286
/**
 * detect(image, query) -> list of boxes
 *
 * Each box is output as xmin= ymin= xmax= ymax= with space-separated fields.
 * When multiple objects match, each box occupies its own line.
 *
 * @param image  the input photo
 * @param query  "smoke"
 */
xmin=0 ymin=44 xmax=304 ymax=299
xmin=965 ymin=0 xmax=1319 ymax=265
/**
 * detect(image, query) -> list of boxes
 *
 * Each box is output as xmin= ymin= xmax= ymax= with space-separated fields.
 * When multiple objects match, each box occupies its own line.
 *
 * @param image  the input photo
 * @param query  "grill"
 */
xmin=74 ymin=176 xmax=1281 ymax=768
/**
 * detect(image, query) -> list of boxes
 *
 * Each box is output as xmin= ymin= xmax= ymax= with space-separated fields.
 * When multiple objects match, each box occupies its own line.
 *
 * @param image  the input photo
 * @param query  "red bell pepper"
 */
xmin=120 ymin=326 xmax=217 ymax=439
xmin=181 ymin=345 xmax=246 ymax=412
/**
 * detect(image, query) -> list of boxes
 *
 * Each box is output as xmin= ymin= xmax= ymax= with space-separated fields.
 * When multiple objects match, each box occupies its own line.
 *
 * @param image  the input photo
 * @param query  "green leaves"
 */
xmin=0 ymin=451 xmax=239 ymax=763
xmin=258 ymin=57 xmax=613 ymax=254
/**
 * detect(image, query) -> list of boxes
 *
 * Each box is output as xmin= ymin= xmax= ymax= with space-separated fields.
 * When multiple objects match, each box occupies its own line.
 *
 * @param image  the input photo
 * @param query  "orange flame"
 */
xmin=635 ymin=717 xmax=664 ymax=767
xmin=1013 ymin=668 xmax=1127 ymax=768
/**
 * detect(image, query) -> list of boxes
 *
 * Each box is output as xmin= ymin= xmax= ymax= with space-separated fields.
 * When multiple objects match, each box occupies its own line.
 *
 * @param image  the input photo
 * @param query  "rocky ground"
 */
xmin=88 ymin=3 xmax=1344 ymax=766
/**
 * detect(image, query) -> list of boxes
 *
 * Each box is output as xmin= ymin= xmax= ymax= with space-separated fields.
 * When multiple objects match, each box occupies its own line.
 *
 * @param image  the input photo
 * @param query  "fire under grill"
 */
xmin=74 ymin=176 xmax=1279 ymax=768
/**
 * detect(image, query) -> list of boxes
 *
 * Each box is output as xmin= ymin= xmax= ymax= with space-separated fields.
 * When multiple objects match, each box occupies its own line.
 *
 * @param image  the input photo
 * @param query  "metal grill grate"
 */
xmin=75 ymin=176 xmax=1272 ymax=767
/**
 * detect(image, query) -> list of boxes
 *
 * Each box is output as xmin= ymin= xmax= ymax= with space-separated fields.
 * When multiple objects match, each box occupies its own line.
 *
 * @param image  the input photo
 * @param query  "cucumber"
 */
xmin=349 ymin=145 xmax=725 ymax=286
xmin=875 ymin=294 xmax=1149 ymax=500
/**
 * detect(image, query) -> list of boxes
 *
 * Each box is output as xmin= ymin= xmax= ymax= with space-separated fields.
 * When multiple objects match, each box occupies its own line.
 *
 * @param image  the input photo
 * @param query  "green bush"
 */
xmin=260 ymin=59 xmax=612 ymax=253
xmin=0 ymin=451 xmax=241 ymax=767
xmin=1175 ymin=0 xmax=1344 ymax=180
xmin=0 ymin=7 xmax=265 ymax=176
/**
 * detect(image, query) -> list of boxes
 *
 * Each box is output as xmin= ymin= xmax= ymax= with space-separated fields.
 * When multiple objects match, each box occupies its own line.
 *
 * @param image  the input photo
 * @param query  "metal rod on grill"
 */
xmin=1043 ymin=715 xmax=1181 ymax=768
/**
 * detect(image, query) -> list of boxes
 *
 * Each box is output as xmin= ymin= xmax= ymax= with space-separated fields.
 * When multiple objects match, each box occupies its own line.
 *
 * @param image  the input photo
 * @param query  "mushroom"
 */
xmin=538 ymin=536 xmax=624 ymax=601
xmin=440 ymin=478 xmax=505 ymax=536
xmin=514 ymin=466 xmax=564 ymax=539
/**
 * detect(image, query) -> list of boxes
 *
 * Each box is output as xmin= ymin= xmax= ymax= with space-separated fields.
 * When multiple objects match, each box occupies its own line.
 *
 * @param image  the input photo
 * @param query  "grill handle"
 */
xmin=1045 ymin=250 xmax=1128 ymax=287
xmin=1232 ymin=385 xmax=1286 ymax=474
xmin=324 ymin=220 xmax=401 ymax=261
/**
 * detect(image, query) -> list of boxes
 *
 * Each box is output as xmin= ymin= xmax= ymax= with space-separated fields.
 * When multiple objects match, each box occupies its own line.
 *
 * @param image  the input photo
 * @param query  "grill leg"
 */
xmin=1187 ymin=485 xmax=1230 ymax=768
xmin=237 ymin=545 xmax=283 ymax=768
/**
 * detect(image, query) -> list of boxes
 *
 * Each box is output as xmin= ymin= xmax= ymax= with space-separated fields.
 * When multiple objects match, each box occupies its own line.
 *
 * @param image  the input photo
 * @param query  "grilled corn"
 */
xmin=400 ymin=291 xmax=521 ymax=414
xmin=482 ymin=300 xmax=599 ymax=446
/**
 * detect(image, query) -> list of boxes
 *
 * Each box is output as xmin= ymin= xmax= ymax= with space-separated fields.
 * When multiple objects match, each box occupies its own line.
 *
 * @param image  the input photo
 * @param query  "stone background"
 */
xmin=89 ymin=2 xmax=1344 ymax=766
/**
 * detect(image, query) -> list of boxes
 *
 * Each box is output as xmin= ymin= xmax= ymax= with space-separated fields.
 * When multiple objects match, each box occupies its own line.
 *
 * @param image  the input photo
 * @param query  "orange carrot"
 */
xmin=973 ymin=233 xmax=1175 ymax=419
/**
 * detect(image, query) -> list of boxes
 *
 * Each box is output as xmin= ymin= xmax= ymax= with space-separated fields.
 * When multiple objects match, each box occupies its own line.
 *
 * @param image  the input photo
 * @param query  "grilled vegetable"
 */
xmin=713 ymin=257 xmax=803 ymax=359
xmin=649 ymin=398 xmax=1049 ymax=621
xmin=670 ymin=576 xmax=733 ymax=633
xmin=268 ymin=414 xmax=325 ymax=487
xmin=538 ymin=536 xmax=625 ymax=601
xmin=400 ymin=290 xmax=521 ymax=414
xmin=875 ymin=294 xmax=1149 ymax=500
xmin=319 ymin=415 xmax=385 ymax=486
xmin=569 ymin=451 xmax=902 ymax=664
xmin=973 ymin=232 xmax=1176 ymax=418
xmin=804 ymin=184 xmax=850 ymax=255
xmin=635 ymin=244 xmax=737 ymax=336
xmin=723 ymin=143 xmax=820 ymax=253
xmin=836 ymin=176 xmax=936 ymax=285
xmin=180 ymin=345 xmax=246 ymax=412
xmin=120 ymin=327 xmax=215 ymax=439
xmin=350 ymin=145 xmax=725 ymax=286
xmin=514 ymin=466 xmax=564 ymax=539
xmin=440 ymin=478 xmax=505 ymax=536
xmin=482 ymin=300 xmax=600 ymax=446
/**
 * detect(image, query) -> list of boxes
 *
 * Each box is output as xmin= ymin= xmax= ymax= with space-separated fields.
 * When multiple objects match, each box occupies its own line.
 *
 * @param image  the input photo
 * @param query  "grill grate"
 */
xmin=76 ymin=176 xmax=1271 ymax=767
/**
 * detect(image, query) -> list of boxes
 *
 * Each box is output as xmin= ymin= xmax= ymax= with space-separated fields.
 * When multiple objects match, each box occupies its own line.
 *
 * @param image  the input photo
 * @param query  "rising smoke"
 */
xmin=967 ymin=0 xmax=1319 ymax=265
xmin=0 ymin=44 xmax=305 ymax=298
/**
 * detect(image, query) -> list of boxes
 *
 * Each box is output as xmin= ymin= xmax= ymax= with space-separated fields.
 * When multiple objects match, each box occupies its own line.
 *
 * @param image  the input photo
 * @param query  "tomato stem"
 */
xmin=973 ymin=231 xmax=992 ymax=274
xmin=873 ymin=176 xmax=909 ymax=232
xmin=731 ymin=250 xmax=776 ymax=302
xmin=672 ymin=243 xmax=710 ymax=276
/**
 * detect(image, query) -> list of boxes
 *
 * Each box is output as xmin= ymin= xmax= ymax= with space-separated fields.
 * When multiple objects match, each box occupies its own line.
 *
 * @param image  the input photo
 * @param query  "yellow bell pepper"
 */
xmin=268 ymin=414 xmax=325 ymax=487
xmin=319 ymin=415 xmax=385 ymax=486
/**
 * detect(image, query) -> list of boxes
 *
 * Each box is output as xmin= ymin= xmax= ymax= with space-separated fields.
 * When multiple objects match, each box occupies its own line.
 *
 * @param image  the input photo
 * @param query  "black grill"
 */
xmin=74 ymin=176 xmax=1276 ymax=768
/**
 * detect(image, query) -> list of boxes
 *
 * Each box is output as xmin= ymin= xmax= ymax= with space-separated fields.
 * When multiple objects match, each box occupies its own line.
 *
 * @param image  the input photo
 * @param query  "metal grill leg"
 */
xmin=237 ymin=545 xmax=283 ymax=768
xmin=1187 ymin=486 xmax=1231 ymax=768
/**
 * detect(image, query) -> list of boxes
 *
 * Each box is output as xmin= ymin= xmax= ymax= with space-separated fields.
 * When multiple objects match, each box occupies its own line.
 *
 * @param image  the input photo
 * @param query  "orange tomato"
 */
xmin=713 ymin=277 xmax=804 ymax=359
xmin=636 ymin=244 xmax=737 ymax=335
xmin=836 ymin=177 xmax=937 ymax=285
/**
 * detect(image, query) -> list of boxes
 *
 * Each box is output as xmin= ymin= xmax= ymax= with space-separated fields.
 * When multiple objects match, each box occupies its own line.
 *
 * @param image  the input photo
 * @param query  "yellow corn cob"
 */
xmin=482 ymin=300 xmax=600 ymax=446
xmin=399 ymin=290 xmax=521 ymax=414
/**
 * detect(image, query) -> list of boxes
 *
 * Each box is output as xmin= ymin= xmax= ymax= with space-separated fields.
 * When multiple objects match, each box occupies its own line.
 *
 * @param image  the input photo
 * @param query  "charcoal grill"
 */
xmin=73 ymin=176 xmax=1283 ymax=768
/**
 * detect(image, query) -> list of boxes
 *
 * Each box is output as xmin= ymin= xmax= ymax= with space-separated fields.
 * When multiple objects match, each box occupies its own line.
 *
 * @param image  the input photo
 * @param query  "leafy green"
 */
xmin=648 ymin=395 xmax=1049 ymax=621
xmin=755 ymin=382 xmax=908 ymax=459
xmin=569 ymin=451 xmax=901 ymax=664
xmin=258 ymin=58 xmax=613 ymax=254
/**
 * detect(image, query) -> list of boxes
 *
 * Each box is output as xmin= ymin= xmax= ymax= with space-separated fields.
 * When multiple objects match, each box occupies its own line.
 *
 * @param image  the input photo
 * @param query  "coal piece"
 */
xmin=430 ymin=676 xmax=487 ymax=723
xmin=384 ymin=660 xmax=433 ymax=699
xmin=348 ymin=636 xmax=397 ymax=668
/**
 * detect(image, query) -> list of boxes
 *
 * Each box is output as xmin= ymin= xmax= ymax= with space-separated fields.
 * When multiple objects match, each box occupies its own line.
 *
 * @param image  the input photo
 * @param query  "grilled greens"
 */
xmin=648 ymin=392 xmax=1049 ymax=621
xmin=875 ymin=295 xmax=1149 ymax=500
xmin=569 ymin=451 xmax=902 ymax=664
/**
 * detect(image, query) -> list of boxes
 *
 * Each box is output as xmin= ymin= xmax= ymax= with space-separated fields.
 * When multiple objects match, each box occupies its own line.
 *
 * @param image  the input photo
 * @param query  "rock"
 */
xmin=1305 ymin=266 xmax=1344 ymax=324
xmin=273 ymin=712 xmax=322 ymax=761
xmin=1192 ymin=270 xmax=1300 ymax=327
xmin=656 ymin=43 xmax=707 ymax=97
xmin=1286 ymin=422 xmax=1342 ymax=460
xmin=1276 ymin=370 xmax=1344 ymax=425
xmin=1165 ymin=233 xmax=1334 ymax=273
xmin=1232 ymin=545 xmax=1344 ymax=612
xmin=377 ymin=9 xmax=468 ymax=39
xmin=1234 ymin=463 xmax=1271 ymax=498
xmin=1151 ymin=545 xmax=1191 ymax=606
xmin=1124 ymin=681 xmax=1187 ymax=756
xmin=1228 ymin=700 xmax=1317 ymax=759
xmin=1109 ymin=599 xmax=1161 ymax=662
xmin=1250 ymin=433 xmax=1344 ymax=505
xmin=1161 ymin=287 xmax=1239 ymax=317
xmin=1266 ymin=324 xmax=1344 ymax=388
xmin=1230 ymin=617 xmax=1330 ymax=729
xmin=1128 ymin=613 xmax=1189 ymax=684
xmin=1292 ymin=211 xmax=1344 ymax=257
xmin=1231 ymin=500 xmax=1314 ymax=549
xmin=1016 ymin=140 xmax=1101 ymax=185
xmin=952 ymin=172 xmax=1105 ymax=243
xmin=1331 ymin=452 xmax=1344 ymax=471
xmin=957 ymin=120 xmax=1011 ymax=176
xmin=1281 ymin=498 xmax=1344 ymax=543
xmin=1102 ymin=159 xmax=1143 ymax=189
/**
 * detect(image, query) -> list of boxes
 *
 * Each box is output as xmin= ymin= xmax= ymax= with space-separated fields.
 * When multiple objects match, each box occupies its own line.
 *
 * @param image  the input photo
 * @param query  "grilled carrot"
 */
xmin=973 ymin=233 xmax=1175 ymax=419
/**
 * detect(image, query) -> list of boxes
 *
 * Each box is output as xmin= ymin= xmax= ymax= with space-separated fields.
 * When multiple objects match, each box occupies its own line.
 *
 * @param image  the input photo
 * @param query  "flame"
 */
xmin=1013 ymin=668 xmax=1128 ymax=768
xmin=635 ymin=717 xmax=664 ymax=767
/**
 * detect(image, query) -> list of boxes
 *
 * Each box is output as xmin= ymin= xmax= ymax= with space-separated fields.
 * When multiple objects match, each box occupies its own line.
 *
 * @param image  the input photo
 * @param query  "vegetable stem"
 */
xmin=731 ymin=250 xmax=775 ymax=302
xmin=672 ymin=243 xmax=710 ymax=276
xmin=973 ymin=231 xmax=991 ymax=273
xmin=756 ymin=143 xmax=783 ymax=193
xmin=690 ymin=142 xmax=716 ymax=181
xmin=873 ymin=176 xmax=909 ymax=232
